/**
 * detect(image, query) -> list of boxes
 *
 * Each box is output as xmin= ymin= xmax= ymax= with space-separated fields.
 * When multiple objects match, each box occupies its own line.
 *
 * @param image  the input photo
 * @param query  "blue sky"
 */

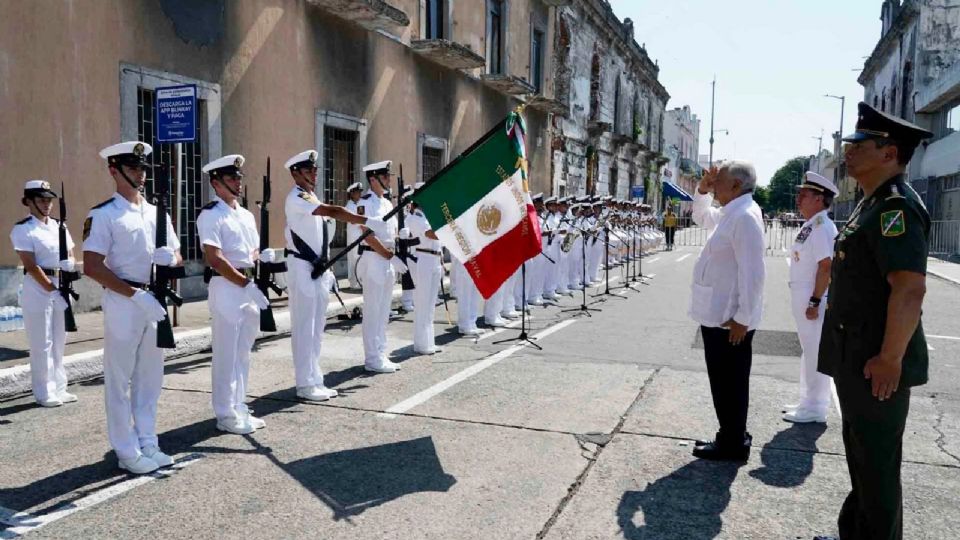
xmin=609 ymin=0 xmax=882 ymax=185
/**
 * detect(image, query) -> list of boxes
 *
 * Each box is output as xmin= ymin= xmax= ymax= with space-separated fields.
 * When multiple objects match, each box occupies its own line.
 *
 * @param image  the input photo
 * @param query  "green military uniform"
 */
xmin=817 ymin=103 xmax=933 ymax=540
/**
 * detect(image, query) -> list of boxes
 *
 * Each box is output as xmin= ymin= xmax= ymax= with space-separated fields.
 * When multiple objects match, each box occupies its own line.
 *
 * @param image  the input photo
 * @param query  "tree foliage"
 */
xmin=767 ymin=156 xmax=810 ymax=213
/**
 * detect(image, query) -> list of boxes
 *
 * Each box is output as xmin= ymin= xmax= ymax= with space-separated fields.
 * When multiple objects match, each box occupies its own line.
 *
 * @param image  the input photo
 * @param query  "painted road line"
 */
xmin=648 ymin=257 xmax=661 ymax=263
xmin=0 ymin=454 xmax=202 ymax=539
xmin=675 ymin=254 xmax=691 ymax=262
xmin=380 ymin=319 xmax=579 ymax=418
xmin=927 ymin=334 xmax=960 ymax=341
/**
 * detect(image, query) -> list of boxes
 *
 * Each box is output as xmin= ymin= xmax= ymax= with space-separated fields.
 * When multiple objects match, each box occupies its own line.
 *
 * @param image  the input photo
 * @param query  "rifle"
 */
xmin=57 ymin=182 xmax=80 ymax=332
xmin=395 ymin=165 xmax=416 ymax=293
xmin=151 ymin=163 xmax=186 ymax=349
xmin=241 ymin=184 xmax=249 ymax=209
xmin=255 ymin=157 xmax=287 ymax=332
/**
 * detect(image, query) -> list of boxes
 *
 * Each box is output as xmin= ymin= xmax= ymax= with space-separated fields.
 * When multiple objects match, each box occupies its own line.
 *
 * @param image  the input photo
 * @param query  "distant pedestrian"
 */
xmin=663 ymin=207 xmax=677 ymax=250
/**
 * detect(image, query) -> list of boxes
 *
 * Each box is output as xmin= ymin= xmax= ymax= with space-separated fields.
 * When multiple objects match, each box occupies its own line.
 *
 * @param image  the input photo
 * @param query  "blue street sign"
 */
xmin=631 ymin=185 xmax=645 ymax=199
xmin=155 ymin=85 xmax=197 ymax=143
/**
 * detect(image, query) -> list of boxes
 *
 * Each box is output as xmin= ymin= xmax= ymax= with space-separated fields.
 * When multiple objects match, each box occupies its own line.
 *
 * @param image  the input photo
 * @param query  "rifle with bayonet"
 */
xmin=58 ymin=182 xmax=80 ymax=332
xmin=151 ymin=163 xmax=186 ymax=349
xmin=255 ymin=157 xmax=287 ymax=332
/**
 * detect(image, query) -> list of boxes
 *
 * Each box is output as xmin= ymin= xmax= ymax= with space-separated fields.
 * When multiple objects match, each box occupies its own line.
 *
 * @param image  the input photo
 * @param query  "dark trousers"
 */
xmin=835 ymin=368 xmax=910 ymax=540
xmin=701 ymin=325 xmax=754 ymax=445
xmin=665 ymin=226 xmax=676 ymax=247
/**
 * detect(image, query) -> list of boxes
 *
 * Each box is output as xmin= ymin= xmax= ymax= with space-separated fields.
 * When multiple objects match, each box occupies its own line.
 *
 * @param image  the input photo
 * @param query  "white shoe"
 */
xmin=37 ymin=397 xmax=63 ymax=408
xmin=530 ymin=297 xmax=544 ymax=306
xmin=484 ymin=317 xmax=507 ymax=328
xmin=58 ymin=391 xmax=78 ymax=403
xmin=118 ymin=455 xmax=159 ymax=474
xmin=247 ymin=415 xmax=266 ymax=430
xmin=500 ymin=310 xmax=520 ymax=320
xmin=365 ymin=361 xmax=399 ymax=373
xmin=414 ymin=347 xmax=441 ymax=355
xmin=297 ymin=385 xmax=339 ymax=401
xmin=783 ymin=409 xmax=827 ymax=424
xmin=141 ymin=445 xmax=174 ymax=467
xmin=543 ymin=293 xmax=559 ymax=301
xmin=216 ymin=417 xmax=256 ymax=435
xmin=458 ymin=328 xmax=482 ymax=336
xmin=782 ymin=403 xmax=800 ymax=412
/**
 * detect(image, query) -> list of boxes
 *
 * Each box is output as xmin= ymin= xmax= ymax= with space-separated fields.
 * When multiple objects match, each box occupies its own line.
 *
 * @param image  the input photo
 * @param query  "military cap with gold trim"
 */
xmin=23 ymin=180 xmax=59 ymax=199
xmin=800 ymin=171 xmax=839 ymax=196
xmin=99 ymin=141 xmax=152 ymax=169
xmin=842 ymin=102 xmax=933 ymax=147
xmin=284 ymin=149 xmax=319 ymax=171
xmin=202 ymin=154 xmax=245 ymax=178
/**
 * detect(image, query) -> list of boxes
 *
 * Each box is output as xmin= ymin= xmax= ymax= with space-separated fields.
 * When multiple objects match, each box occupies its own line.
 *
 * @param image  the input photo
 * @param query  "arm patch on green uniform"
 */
xmin=881 ymin=210 xmax=905 ymax=237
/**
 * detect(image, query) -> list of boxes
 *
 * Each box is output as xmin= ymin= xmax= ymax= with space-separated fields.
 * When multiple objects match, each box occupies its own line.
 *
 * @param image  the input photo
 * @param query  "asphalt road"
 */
xmin=2 ymin=245 xmax=959 ymax=539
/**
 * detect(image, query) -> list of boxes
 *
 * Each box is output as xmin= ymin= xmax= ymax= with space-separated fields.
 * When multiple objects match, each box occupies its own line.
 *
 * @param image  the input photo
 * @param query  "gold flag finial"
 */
xmin=514 ymin=104 xmax=526 ymax=115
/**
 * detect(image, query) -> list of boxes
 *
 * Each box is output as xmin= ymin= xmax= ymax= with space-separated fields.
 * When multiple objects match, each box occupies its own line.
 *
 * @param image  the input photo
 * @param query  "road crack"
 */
xmin=931 ymin=395 xmax=960 ymax=465
xmin=535 ymin=367 xmax=661 ymax=539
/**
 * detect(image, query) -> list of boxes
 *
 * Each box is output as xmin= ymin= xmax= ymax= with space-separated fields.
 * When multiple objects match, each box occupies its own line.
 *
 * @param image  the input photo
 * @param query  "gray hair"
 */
xmin=719 ymin=160 xmax=757 ymax=193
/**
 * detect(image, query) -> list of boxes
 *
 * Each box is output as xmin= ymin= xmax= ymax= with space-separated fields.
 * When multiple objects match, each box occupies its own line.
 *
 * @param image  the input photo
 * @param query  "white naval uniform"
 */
xmin=285 ymin=187 xmax=337 ymax=389
xmin=541 ymin=212 xmax=561 ymax=298
xmin=11 ymin=215 xmax=74 ymax=403
xmin=788 ymin=209 xmax=837 ymax=416
xmin=454 ymin=258 xmax=481 ymax=332
xmin=356 ymin=190 xmax=398 ymax=367
xmin=345 ymin=198 xmax=362 ymax=289
xmin=196 ymin=198 xmax=260 ymax=424
xmin=408 ymin=209 xmax=442 ymax=352
xmin=83 ymin=193 xmax=179 ymax=461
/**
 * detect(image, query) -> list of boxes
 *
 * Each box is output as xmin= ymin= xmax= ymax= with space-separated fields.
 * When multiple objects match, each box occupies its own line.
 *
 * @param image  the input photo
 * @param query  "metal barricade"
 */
xmin=930 ymin=220 xmax=960 ymax=257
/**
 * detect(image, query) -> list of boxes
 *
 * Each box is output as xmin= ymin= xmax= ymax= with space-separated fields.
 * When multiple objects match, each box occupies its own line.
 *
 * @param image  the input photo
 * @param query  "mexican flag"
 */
xmin=412 ymin=110 xmax=542 ymax=299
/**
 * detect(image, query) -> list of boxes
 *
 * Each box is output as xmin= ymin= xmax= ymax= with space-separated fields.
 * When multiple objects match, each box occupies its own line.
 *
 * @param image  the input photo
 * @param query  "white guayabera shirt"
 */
xmin=688 ymin=191 xmax=766 ymax=330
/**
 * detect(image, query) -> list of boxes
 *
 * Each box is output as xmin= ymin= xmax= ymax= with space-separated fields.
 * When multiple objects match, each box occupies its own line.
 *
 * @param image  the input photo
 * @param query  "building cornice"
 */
xmin=858 ymin=0 xmax=919 ymax=86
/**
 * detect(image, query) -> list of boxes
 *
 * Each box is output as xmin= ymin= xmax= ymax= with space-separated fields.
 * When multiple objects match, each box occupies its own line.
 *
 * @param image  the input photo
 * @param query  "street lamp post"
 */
xmin=823 ymin=94 xmax=845 ymax=184
xmin=812 ymin=131 xmax=823 ymax=173
xmin=709 ymin=76 xmax=716 ymax=166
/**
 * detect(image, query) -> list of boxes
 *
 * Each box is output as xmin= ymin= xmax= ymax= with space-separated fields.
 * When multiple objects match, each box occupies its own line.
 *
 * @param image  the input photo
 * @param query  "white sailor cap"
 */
xmin=602 ymin=196 xmax=613 ymax=202
xmin=801 ymin=171 xmax=839 ymax=196
xmin=346 ymin=182 xmax=363 ymax=193
xmin=202 ymin=154 xmax=246 ymax=177
xmin=414 ymin=181 xmax=425 ymax=190
xmin=544 ymin=196 xmax=558 ymax=204
xmin=284 ymin=150 xmax=318 ymax=170
xmin=362 ymin=160 xmax=392 ymax=176
xmin=532 ymin=192 xmax=544 ymax=201
xmin=99 ymin=141 xmax=152 ymax=168
xmin=23 ymin=180 xmax=58 ymax=198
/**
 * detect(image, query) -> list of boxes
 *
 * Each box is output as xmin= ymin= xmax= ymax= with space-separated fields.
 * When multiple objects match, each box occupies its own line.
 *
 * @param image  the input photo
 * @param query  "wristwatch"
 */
xmin=808 ymin=296 xmax=821 ymax=308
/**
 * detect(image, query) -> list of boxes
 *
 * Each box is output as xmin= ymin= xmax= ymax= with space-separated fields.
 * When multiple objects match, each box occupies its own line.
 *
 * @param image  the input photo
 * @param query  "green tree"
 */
xmin=753 ymin=185 xmax=772 ymax=214
xmin=767 ymin=156 xmax=810 ymax=213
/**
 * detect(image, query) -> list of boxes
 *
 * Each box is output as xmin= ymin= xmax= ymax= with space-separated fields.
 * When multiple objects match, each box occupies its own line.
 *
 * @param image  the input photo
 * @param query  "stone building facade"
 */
xmin=0 ymin=0 xmax=579 ymax=308
xmin=858 ymin=0 xmax=960 ymax=224
xmin=547 ymin=0 xmax=670 ymax=208
xmin=662 ymin=105 xmax=702 ymax=215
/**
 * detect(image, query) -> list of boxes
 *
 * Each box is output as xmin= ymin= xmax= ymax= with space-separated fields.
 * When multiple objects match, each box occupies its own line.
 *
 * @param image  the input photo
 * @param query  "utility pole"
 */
xmin=708 ymin=76 xmax=716 ymax=166
xmin=812 ymin=130 xmax=823 ymax=173
xmin=824 ymin=94 xmax=845 ymax=184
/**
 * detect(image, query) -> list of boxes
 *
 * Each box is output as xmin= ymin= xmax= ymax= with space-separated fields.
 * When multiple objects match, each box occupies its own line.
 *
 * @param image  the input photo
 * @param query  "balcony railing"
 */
xmin=307 ymin=0 xmax=409 ymax=32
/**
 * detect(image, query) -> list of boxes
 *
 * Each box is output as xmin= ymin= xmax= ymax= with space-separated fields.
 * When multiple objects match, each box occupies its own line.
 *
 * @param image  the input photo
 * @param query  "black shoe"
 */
xmin=692 ymin=441 xmax=750 ymax=462
xmin=694 ymin=432 xmax=751 ymax=449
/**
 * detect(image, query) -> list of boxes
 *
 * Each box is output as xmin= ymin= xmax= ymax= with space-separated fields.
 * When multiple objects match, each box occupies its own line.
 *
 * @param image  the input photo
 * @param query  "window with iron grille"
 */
xmin=324 ymin=126 xmax=358 ymax=246
xmin=609 ymin=167 xmax=618 ymax=196
xmin=422 ymin=146 xmax=444 ymax=182
xmin=487 ymin=0 xmax=504 ymax=74
xmin=136 ymin=87 xmax=206 ymax=261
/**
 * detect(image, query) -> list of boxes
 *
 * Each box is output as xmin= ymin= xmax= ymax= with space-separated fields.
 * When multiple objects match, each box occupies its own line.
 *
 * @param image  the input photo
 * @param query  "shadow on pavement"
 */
xmin=617 ymin=460 xmax=742 ymax=540
xmin=748 ymin=423 xmax=828 ymax=488
xmin=245 ymin=434 xmax=457 ymax=521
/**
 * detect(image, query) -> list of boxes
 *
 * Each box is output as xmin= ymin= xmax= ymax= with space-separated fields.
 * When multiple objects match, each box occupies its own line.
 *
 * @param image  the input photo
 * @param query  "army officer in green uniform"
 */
xmin=815 ymin=102 xmax=933 ymax=540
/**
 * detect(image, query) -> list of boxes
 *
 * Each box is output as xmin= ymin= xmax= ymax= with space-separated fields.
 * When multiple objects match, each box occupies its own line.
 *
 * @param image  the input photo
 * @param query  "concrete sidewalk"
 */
xmin=928 ymin=256 xmax=960 ymax=287
xmin=0 ymin=278 xmax=426 ymax=399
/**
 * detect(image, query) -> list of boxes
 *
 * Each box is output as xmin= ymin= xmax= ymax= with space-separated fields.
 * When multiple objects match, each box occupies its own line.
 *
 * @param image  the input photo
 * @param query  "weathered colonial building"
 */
xmin=0 ymin=0 xmax=590 ymax=308
xmin=858 ymin=0 xmax=960 ymax=224
xmin=547 ymin=1 xmax=670 ymax=208
xmin=662 ymin=105 xmax=702 ymax=214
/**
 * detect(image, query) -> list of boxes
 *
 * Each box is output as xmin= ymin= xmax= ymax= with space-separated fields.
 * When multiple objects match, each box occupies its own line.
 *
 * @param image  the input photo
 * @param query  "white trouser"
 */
xmin=543 ymin=239 xmax=560 ymax=295
xmin=529 ymin=253 xmax=545 ymax=301
xmin=790 ymin=284 xmax=832 ymax=414
xmin=500 ymin=270 xmax=518 ymax=315
xmin=555 ymin=244 xmax=570 ymax=293
xmin=568 ymin=240 xmax=584 ymax=287
xmin=483 ymin=279 xmax=507 ymax=323
xmin=101 ymin=289 xmax=164 ymax=461
xmin=288 ymin=260 xmax=333 ymax=388
xmin=21 ymin=276 xmax=67 ymax=402
xmin=413 ymin=252 xmax=442 ymax=351
xmin=209 ymin=277 xmax=260 ymax=422
xmin=455 ymin=260 xmax=480 ymax=331
xmin=358 ymin=252 xmax=395 ymax=365
xmin=347 ymin=247 xmax=360 ymax=289
xmin=512 ymin=266 xmax=525 ymax=308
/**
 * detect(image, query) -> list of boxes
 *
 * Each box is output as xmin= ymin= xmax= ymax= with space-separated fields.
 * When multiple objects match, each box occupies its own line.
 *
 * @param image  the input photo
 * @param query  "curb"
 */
xmin=0 ymin=283 xmax=425 ymax=400
xmin=928 ymin=269 xmax=960 ymax=288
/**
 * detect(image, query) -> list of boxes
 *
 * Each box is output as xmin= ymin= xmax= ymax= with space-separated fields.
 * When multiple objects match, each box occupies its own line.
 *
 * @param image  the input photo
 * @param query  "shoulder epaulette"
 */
xmin=200 ymin=200 xmax=219 ymax=211
xmin=14 ymin=216 xmax=31 ymax=225
xmin=91 ymin=198 xmax=114 ymax=210
xmin=361 ymin=194 xmax=372 ymax=200
xmin=885 ymin=185 xmax=905 ymax=201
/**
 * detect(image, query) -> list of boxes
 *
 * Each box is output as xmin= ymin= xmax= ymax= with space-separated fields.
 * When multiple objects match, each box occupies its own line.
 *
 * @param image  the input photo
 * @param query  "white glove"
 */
xmin=132 ymin=290 xmax=167 ymax=322
xmin=398 ymin=227 xmax=411 ymax=240
xmin=50 ymin=290 xmax=69 ymax=312
xmin=389 ymin=256 xmax=408 ymax=274
xmin=364 ymin=217 xmax=390 ymax=239
xmin=152 ymin=246 xmax=177 ymax=267
xmin=259 ymin=248 xmax=276 ymax=264
xmin=244 ymin=281 xmax=270 ymax=310
xmin=59 ymin=259 xmax=75 ymax=272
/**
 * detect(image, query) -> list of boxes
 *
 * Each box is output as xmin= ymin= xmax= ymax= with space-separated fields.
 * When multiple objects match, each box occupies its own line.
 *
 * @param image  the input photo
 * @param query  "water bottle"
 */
xmin=14 ymin=307 xmax=23 ymax=331
xmin=0 ymin=307 xmax=10 ymax=332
